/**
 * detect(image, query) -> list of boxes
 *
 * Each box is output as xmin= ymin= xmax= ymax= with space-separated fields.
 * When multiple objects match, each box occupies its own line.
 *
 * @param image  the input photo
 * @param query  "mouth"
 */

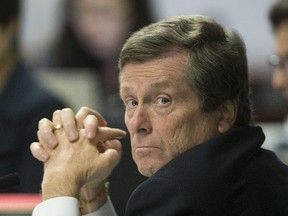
xmin=136 ymin=145 xmax=155 ymax=149
xmin=132 ymin=137 xmax=161 ymax=155
xmin=136 ymin=146 xmax=156 ymax=149
xmin=135 ymin=146 xmax=160 ymax=155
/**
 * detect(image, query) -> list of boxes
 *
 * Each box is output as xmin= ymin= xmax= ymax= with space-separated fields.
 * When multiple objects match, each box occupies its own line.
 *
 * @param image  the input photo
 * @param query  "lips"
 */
xmin=134 ymin=145 xmax=160 ymax=157
xmin=132 ymin=137 xmax=161 ymax=155
xmin=135 ymin=145 xmax=157 ymax=151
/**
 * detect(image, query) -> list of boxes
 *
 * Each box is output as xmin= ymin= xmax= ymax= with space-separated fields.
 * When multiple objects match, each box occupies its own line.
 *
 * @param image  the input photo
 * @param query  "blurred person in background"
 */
xmin=42 ymin=0 xmax=154 ymax=96
xmin=0 ymin=0 xmax=65 ymax=193
xmin=269 ymin=0 xmax=288 ymax=164
xmin=39 ymin=0 xmax=154 ymax=214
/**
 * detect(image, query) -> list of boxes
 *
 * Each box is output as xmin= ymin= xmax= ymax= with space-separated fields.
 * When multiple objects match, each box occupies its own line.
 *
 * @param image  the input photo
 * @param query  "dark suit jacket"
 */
xmin=0 ymin=64 xmax=65 ymax=193
xmin=125 ymin=126 xmax=288 ymax=216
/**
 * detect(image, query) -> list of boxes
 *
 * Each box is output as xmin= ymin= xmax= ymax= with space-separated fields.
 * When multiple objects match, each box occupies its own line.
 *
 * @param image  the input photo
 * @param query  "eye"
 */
xmin=156 ymin=97 xmax=170 ymax=105
xmin=126 ymin=98 xmax=138 ymax=107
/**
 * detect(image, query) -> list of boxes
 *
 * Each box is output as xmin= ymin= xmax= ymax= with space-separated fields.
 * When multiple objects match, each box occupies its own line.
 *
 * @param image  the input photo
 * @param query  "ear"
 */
xmin=217 ymin=99 xmax=237 ymax=134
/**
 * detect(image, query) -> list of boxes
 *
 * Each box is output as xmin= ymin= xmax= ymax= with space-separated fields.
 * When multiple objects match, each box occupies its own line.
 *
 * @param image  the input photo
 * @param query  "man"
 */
xmin=269 ymin=0 xmax=288 ymax=97
xmin=0 ymin=0 xmax=65 ymax=192
xmin=31 ymin=15 xmax=288 ymax=215
xmin=268 ymin=0 xmax=288 ymax=165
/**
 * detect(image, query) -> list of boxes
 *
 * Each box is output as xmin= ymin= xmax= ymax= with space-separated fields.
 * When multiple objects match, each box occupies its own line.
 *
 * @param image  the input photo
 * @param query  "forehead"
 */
xmin=120 ymin=50 xmax=190 ymax=85
xmin=72 ymin=0 xmax=130 ymax=16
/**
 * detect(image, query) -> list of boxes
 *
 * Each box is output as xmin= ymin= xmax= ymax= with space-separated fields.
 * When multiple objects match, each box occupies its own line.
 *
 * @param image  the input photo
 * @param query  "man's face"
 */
xmin=71 ymin=0 xmax=132 ymax=60
xmin=120 ymin=51 xmax=221 ymax=177
xmin=273 ymin=21 xmax=288 ymax=97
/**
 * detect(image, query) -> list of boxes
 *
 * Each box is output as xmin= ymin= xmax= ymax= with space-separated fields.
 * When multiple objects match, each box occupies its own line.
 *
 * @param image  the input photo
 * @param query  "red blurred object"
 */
xmin=0 ymin=194 xmax=41 ymax=213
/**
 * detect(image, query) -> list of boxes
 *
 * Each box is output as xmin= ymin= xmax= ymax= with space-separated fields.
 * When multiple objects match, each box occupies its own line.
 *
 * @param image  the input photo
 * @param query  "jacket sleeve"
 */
xmin=32 ymin=197 xmax=117 ymax=216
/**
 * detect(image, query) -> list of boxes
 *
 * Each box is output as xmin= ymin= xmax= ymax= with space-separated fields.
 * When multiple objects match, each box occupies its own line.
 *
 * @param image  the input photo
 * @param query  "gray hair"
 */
xmin=119 ymin=15 xmax=253 ymax=126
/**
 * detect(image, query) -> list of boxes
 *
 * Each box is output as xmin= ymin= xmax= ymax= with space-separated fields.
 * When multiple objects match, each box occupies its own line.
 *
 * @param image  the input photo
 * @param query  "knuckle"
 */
xmin=38 ymin=118 xmax=51 ymax=129
xmin=40 ymin=127 xmax=53 ymax=137
xmin=30 ymin=143 xmax=39 ymax=157
xmin=76 ymin=107 xmax=89 ymax=119
xmin=52 ymin=109 xmax=61 ymax=117
xmin=62 ymin=107 xmax=73 ymax=113
xmin=88 ymin=114 xmax=98 ymax=122
xmin=79 ymin=106 xmax=89 ymax=114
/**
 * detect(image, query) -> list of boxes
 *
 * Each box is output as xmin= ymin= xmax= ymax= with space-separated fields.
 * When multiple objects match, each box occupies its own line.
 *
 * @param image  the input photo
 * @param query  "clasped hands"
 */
xmin=30 ymin=107 xmax=127 ymax=212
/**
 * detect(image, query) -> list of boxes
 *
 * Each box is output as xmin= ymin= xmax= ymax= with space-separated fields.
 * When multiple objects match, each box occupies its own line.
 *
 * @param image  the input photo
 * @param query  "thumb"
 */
xmin=97 ymin=148 xmax=121 ymax=178
xmin=30 ymin=142 xmax=50 ymax=162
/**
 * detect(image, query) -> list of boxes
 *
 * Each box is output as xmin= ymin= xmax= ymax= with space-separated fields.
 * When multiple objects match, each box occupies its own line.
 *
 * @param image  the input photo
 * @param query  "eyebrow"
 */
xmin=120 ymin=79 xmax=176 ymax=97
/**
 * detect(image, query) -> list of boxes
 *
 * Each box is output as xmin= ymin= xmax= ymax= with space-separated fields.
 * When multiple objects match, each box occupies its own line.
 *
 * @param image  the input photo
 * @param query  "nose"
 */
xmin=272 ymin=69 xmax=287 ymax=90
xmin=127 ymin=105 xmax=152 ymax=135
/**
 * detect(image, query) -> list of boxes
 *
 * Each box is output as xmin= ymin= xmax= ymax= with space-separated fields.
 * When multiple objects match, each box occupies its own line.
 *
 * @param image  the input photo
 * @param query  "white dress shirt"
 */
xmin=32 ymin=197 xmax=117 ymax=216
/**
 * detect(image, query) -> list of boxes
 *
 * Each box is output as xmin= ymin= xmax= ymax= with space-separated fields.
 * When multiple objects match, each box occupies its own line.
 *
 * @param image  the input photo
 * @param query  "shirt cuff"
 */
xmin=32 ymin=197 xmax=117 ymax=216
xmin=32 ymin=197 xmax=80 ymax=216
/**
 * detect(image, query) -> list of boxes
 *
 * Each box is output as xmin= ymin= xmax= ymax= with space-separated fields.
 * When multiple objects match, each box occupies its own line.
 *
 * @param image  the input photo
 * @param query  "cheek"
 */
xmin=160 ymin=118 xmax=192 ymax=157
xmin=165 ymin=114 xmax=217 ymax=156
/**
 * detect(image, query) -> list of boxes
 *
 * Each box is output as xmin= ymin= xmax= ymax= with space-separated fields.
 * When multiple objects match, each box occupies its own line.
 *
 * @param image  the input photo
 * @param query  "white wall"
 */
xmin=20 ymin=0 xmax=64 ymax=64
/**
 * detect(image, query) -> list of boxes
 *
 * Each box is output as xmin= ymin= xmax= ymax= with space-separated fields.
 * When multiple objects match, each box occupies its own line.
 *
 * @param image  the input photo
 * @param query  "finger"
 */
xmin=38 ymin=118 xmax=58 ymax=149
xmin=99 ymin=148 xmax=121 ymax=172
xmin=97 ymin=140 xmax=122 ymax=153
xmin=95 ymin=127 xmax=127 ymax=143
xmin=60 ymin=108 xmax=79 ymax=141
xmin=89 ymin=148 xmax=121 ymax=183
xmin=52 ymin=110 xmax=62 ymax=127
xmin=97 ymin=142 xmax=105 ymax=153
xmin=75 ymin=107 xmax=107 ymax=128
xmin=30 ymin=142 xmax=50 ymax=162
xmin=83 ymin=115 xmax=99 ymax=139
xmin=104 ymin=140 xmax=122 ymax=152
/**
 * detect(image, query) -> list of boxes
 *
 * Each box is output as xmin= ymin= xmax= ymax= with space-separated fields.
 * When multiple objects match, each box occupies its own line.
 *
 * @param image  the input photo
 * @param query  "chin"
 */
xmin=138 ymin=167 xmax=157 ymax=177
xmin=135 ymin=160 xmax=154 ymax=177
xmin=136 ymin=159 xmax=166 ymax=177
